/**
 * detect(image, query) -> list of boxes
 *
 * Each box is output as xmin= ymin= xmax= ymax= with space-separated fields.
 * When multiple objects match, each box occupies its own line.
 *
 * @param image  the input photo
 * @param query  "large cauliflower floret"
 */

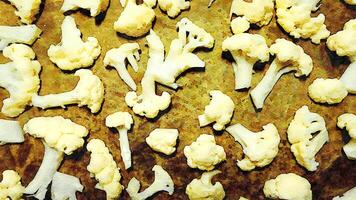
xmin=23 ymin=116 xmax=89 ymax=155
xmin=61 ymin=0 xmax=109 ymax=17
xmin=251 ymin=39 xmax=313 ymax=110
xmin=333 ymin=187 xmax=356 ymax=200
xmin=146 ymin=129 xmax=179 ymax=155
xmin=0 ymin=170 xmax=25 ymax=200
xmin=230 ymin=0 xmax=274 ymax=34
xmin=51 ymin=172 xmax=84 ymax=200
xmin=0 ymin=44 xmax=41 ymax=117
xmin=287 ymin=106 xmax=329 ymax=171
xmin=222 ymin=33 xmax=269 ymax=89
xmin=87 ymin=139 xmax=123 ymax=200
xmin=226 ymin=123 xmax=280 ymax=171
xmin=32 ymin=69 xmax=105 ymax=113
xmin=263 ymin=173 xmax=312 ymax=200
xmin=337 ymin=113 xmax=356 ymax=160
xmin=7 ymin=0 xmax=41 ymax=24
xmin=275 ymin=0 xmax=330 ymax=44
xmin=185 ymin=170 xmax=225 ymax=200
xmin=48 ymin=16 xmax=101 ymax=71
xmin=308 ymin=78 xmax=348 ymax=104
xmin=0 ymin=25 xmax=41 ymax=51
xmin=126 ymin=18 xmax=214 ymax=119
xmin=198 ymin=90 xmax=235 ymax=131
xmin=184 ymin=134 xmax=226 ymax=171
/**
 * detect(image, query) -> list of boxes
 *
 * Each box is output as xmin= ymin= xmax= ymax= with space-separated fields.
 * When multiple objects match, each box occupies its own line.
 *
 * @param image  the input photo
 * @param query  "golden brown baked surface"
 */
xmin=0 ymin=0 xmax=355 ymax=199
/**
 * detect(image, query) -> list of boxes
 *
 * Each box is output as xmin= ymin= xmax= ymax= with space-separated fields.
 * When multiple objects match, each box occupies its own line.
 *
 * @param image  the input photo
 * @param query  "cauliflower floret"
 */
xmin=48 ymin=16 xmax=101 ymax=70
xmin=114 ymin=0 xmax=155 ymax=37
xmin=340 ymin=62 xmax=356 ymax=94
xmin=185 ymin=170 xmax=225 ymax=200
xmin=146 ymin=129 xmax=179 ymax=155
xmin=7 ymin=0 xmax=41 ymax=24
xmin=184 ymin=134 xmax=226 ymax=171
xmin=0 ymin=25 xmax=41 ymax=50
xmin=32 ymin=69 xmax=105 ymax=113
xmin=87 ymin=139 xmax=123 ymax=200
xmin=287 ymin=106 xmax=329 ymax=171
xmin=23 ymin=116 xmax=88 ymax=155
xmin=275 ymin=0 xmax=330 ymax=44
xmin=337 ymin=113 xmax=356 ymax=160
xmin=61 ymin=0 xmax=109 ymax=17
xmin=104 ymin=43 xmax=140 ymax=91
xmin=126 ymin=18 xmax=214 ymax=118
xmin=251 ymin=39 xmax=313 ymax=110
xmin=0 ymin=119 xmax=25 ymax=145
xmin=308 ymin=78 xmax=348 ymax=104
xmin=230 ymin=0 xmax=274 ymax=33
xmin=226 ymin=123 xmax=280 ymax=171
xmin=106 ymin=112 xmax=134 ymax=169
xmin=157 ymin=0 xmax=190 ymax=18
xmin=333 ymin=187 xmax=356 ymax=200
xmin=344 ymin=0 xmax=356 ymax=5
xmin=230 ymin=17 xmax=250 ymax=36
xmin=51 ymin=172 xmax=84 ymax=200
xmin=0 ymin=170 xmax=25 ymax=200
xmin=222 ymin=33 xmax=269 ymax=89
xmin=0 ymin=44 xmax=41 ymax=117
xmin=263 ymin=173 xmax=312 ymax=200
xmin=198 ymin=91 xmax=235 ymax=131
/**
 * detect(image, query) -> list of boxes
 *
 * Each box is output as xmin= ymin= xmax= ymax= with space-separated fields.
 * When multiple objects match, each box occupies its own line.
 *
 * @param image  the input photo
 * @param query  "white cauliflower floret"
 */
xmin=114 ymin=0 xmax=155 ymax=37
xmin=32 ymin=69 xmax=105 ymax=113
xmin=226 ymin=123 xmax=280 ymax=171
xmin=184 ymin=134 xmax=226 ymax=171
xmin=250 ymin=39 xmax=313 ymax=110
xmin=126 ymin=18 xmax=214 ymax=118
xmin=126 ymin=165 xmax=174 ymax=200
xmin=61 ymin=0 xmax=109 ymax=17
xmin=0 ymin=44 xmax=41 ymax=117
xmin=51 ymin=172 xmax=84 ymax=200
xmin=263 ymin=173 xmax=312 ymax=200
xmin=0 ymin=119 xmax=25 ymax=145
xmin=230 ymin=0 xmax=274 ymax=33
xmin=48 ymin=16 xmax=101 ymax=70
xmin=337 ymin=113 xmax=356 ymax=160
xmin=333 ymin=187 xmax=356 ymax=200
xmin=23 ymin=116 xmax=89 ymax=155
xmin=340 ymin=62 xmax=356 ymax=94
xmin=287 ymin=106 xmax=329 ymax=171
xmin=7 ymin=0 xmax=41 ymax=24
xmin=104 ymin=43 xmax=140 ymax=91
xmin=222 ymin=33 xmax=269 ymax=89
xmin=344 ymin=0 xmax=356 ymax=5
xmin=105 ymin=112 xmax=134 ymax=169
xmin=308 ymin=78 xmax=348 ymax=104
xmin=275 ymin=0 xmax=330 ymax=44
xmin=157 ymin=0 xmax=190 ymax=18
xmin=0 ymin=25 xmax=41 ymax=50
xmin=0 ymin=170 xmax=25 ymax=200
xmin=87 ymin=139 xmax=123 ymax=200
xmin=185 ymin=170 xmax=225 ymax=200
xmin=230 ymin=17 xmax=250 ymax=35
xmin=198 ymin=90 xmax=235 ymax=131
xmin=146 ymin=129 xmax=179 ymax=155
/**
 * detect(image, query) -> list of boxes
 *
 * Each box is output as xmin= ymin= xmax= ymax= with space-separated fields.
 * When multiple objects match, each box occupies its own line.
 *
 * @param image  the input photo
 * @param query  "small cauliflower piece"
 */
xmin=308 ymin=78 xmax=348 ymax=104
xmin=0 ymin=119 xmax=24 ymax=145
xmin=222 ymin=33 xmax=269 ymax=89
xmin=104 ymin=43 xmax=140 ymax=91
xmin=287 ymin=106 xmax=329 ymax=171
xmin=48 ymin=16 xmax=101 ymax=70
xmin=184 ymin=134 xmax=226 ymax=171
xmin=87 ymin=139 xmax=123 ymax=200
xmin=263 ymin=173 xmax=312 ymax=200
xmin=344 ymin=0 xmax=356 ymax=5
xmin=333 ymin=187 xmax=356 ymax=200
xmin=337 ymin=113 xmax=356 ymax=160
xmin=32 ymin=69 xmax=105 ymax=113
xmin=157 ymin=0 xmax=190 ymax=18
xmin=105 ymin=112 xmax=134 ymax=169
xmin=51 ymin=172 xmax=84 ymax=200
xmin=230 ymin=17 xmax=250 ymax=35
xmin=0 ymin=44 xmax=41 ymax=117
xmin=186 ymin=170 xmax=225 ymax=200
xmin=250 ymin=39 xmax=313 ymax=110
xmin=198 ymin=91 xmax=235 ymax=131
xmin=0 ymin=170 xmax=25 ymax=200
xmin=0 ymin=25 xmax=41 ymax=50
xmin=226 ymin=123 xmax=280 ymax=171
xmin=61 ymin=0 xmax=109 ymax=17
xmin=126 ymin=165 xmax=174 ymax=200
xmin=340 ymin=62 xmax=356 ymax=94
xmin=7 ymin=0 xmax=41 ymax=24
xmin=275 ymin=0 xmax=330 ymax=44
xmin=230 ymin=0 xmax=274 ymax=33
xmin=146 ymin=129 xmax=179 ymax=155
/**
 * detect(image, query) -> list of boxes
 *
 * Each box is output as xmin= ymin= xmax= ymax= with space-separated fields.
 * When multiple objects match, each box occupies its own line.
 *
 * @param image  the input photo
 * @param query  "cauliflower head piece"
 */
xmin=0 ymin=170 xmax=25 ymax=200
xmin=51 ymin=172 xmax=84 ymax=200
xmin=146 ymin=129 xmax=179 ymax=155
xmin=61 ymin=0 xmax=110 ymax=17
xmin=308 ymin=78 xmax=348 ymax=104
xmin=7 ymin=0 xmax=41 ymax=24
xmin=156 ymin=0 xmax=190 ymax=18
xmin=337 ymin=113 xmax=356 ymax=160
xmin=344 ymin=0 xmax=356 ymax=5
xmin=333 ymin=187 xmax=356 ymax=200
xmin=0 ymin=25 xmax=41 ymax=51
